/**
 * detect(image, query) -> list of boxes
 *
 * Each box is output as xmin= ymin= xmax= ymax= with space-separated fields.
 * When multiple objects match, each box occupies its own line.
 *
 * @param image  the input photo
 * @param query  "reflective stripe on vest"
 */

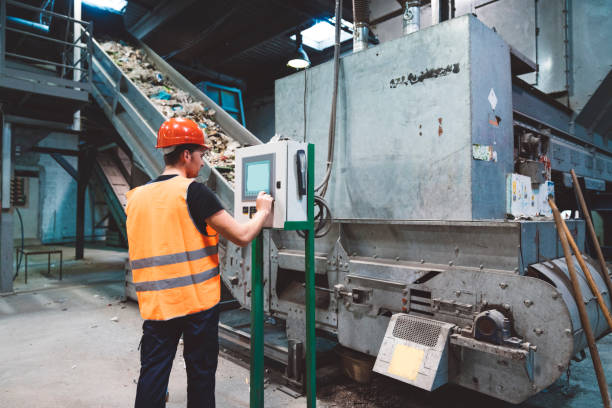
xmin=126 ymin=176 xmax=220 ymax=320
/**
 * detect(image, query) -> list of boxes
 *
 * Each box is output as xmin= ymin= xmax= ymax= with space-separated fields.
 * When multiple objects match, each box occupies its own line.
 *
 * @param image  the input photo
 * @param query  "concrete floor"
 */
xmin=0 ymin=245 xmax=310 ymax=408
xmin=1 ymin=245 xmax=611 ymax=407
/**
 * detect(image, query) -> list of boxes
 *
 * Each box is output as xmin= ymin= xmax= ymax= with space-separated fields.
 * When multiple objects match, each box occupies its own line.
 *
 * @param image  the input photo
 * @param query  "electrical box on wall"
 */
xmin=235 ymin=140 xmax=308 ymax=229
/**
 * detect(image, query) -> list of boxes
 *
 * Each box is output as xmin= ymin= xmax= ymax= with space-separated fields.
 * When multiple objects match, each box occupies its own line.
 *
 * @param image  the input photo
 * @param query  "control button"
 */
xmin=249 ymin=206 xmax=257 ymax=216
xmin=276 ymin=181 xmax=281 ymax=189
xmin=242 ymin=206 xmax=249 ymax=214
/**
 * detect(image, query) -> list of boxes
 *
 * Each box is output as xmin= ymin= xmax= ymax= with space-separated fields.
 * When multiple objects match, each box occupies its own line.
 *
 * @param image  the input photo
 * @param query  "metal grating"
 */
xmin=392 ymin=315 xmax=441 ymax=348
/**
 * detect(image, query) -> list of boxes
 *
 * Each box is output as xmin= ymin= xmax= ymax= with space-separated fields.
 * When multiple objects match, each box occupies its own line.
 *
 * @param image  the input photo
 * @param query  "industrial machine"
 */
xmin=219 ymin=15 xmax=612 ymax=403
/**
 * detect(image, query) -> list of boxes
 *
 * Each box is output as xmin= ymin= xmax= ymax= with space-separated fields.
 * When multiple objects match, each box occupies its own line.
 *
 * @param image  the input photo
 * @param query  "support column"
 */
xmin=1 ymin=121 xmax=13 ymax=293
xmin=76 ymin=146 xmax=95 ymax=259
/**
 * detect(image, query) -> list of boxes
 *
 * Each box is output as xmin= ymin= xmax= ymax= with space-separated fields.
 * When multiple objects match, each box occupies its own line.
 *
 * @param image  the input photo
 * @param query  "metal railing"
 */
xmin=0 ymin=0 xmax=92 ymax=93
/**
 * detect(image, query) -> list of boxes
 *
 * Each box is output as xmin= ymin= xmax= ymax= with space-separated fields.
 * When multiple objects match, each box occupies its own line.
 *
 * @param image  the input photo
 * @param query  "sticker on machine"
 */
xmin=472 ymin=144 xmax=497 ymax=162
xmin=488 ymin=88 xmax=498 ymax=110
xmin=388 ymin=344 xmax=424 ymax=380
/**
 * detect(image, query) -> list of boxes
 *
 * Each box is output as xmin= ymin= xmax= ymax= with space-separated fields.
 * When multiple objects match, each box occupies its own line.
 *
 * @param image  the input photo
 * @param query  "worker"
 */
xmin=126 ymin=117 xmax=273 ymax=408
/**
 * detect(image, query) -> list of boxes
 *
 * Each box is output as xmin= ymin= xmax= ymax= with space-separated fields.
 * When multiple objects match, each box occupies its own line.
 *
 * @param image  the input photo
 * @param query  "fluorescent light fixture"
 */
xmin=82 ymin=0 xmax=127 ymax=13
xmin=291 ymin=19 xmax=353 ymax=51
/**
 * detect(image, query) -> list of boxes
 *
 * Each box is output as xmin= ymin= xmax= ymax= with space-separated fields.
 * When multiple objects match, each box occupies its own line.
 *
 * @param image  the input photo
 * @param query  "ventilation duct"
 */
xmin=352 ymin=0 xmax=370 ymax=52
xmin=403 ymin=0 xmax=421 ymax=35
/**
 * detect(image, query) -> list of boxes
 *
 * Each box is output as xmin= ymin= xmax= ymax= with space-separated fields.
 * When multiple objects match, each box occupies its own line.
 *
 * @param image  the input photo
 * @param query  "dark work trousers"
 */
xmin=135 ymin=305 xmax=219 ymax=408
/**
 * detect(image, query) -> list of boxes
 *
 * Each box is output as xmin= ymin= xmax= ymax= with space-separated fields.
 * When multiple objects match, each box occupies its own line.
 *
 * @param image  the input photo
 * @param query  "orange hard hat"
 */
xmin=156 ymin=117 xmax=209 ymax=150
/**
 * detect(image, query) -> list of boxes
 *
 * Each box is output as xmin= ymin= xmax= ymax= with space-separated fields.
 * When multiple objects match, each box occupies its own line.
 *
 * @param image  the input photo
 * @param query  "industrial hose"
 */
xmin=13 ymin=207 xmax=24 ymax=281
xmin=315 ymin=0 xmax=342 ymax=198
xmin=300 ymin=0 xmax=342 ymax=239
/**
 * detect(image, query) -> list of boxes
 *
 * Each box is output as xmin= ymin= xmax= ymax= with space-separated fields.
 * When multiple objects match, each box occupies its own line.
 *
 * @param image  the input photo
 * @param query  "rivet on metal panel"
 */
xmin=455 ymin=290 xmax=461 ymax=297
xmin=552 ymin=292 xmax=559 ymax=299
xmin=533 ymin=328 xmax=544 ymax=335
xmin=557 ymin=364 xmax=565 ymax=371
xmin=479 ymin=264 xmax=484 ymax=270
xmin=449 ymin=261 xmax=454 ymax=266
xmin=420 ymin=259 xmax=425 ymax=264
xmin=514 ymin=267 xmax=519 ymax=272
xmin=565 ymin=329 xmax=571 ymax=336
xmin=524 ymin=299 xmax=533 ymax=307
xmin=403 ymin=289 xmax=409 ymax=295
xmin=395 ymin=257 xmax=400 ymax=261
xmin=482 ymin=300 xmax=488 ymax=306
xmin=503 ymin=304 xmax=511 ymax=310
xmin=373 ymin=254 xmax=378 ymax=259
xmin=344 ymin=263 xmax=349 ymax=268
xmin=499 ymin=282 xmax=508 ymax=289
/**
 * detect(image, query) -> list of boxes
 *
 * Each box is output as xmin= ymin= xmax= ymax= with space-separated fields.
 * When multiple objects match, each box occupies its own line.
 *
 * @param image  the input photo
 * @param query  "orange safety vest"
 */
xmin=126 ymin=176 xmax=220 ymax=320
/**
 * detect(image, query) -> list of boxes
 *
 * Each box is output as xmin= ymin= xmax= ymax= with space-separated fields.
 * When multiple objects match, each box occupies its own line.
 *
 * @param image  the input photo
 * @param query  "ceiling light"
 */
xmin=287 ymin=33 xmax=311 ymax=69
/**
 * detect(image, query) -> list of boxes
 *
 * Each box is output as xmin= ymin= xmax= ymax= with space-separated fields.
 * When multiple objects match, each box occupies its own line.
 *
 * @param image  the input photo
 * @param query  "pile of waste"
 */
xmin=100 ymin=40 xmax=240 ymax=183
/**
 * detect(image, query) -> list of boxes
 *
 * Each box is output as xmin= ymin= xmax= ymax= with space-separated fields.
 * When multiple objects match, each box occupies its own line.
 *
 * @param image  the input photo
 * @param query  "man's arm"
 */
xmin=206 ymin=191 xmax=273 ymax=247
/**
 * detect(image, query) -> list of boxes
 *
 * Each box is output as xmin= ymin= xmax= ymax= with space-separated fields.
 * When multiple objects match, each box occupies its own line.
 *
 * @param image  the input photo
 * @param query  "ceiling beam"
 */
xmin=209 ymin=14 xmax=314 ymax=69
xmin=129 ymin=0 xmax=197 ymax=40
xmin=171 ymin=62 xmax=246 ymax=89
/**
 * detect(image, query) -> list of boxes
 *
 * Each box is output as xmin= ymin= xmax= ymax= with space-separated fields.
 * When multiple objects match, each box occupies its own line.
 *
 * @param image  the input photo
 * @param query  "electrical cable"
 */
xmin=13 ymin=208 xmax=24 ymax=281
xmin=298 ymin=0 xmax=342 ymax=239
xmin=315 ymin=0 xmax=342 ymax=199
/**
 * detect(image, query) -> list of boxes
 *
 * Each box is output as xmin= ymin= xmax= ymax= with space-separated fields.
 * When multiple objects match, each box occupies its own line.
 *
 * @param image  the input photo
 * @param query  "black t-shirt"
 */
xmin=149 ymin=175 xmax=224 ymax=235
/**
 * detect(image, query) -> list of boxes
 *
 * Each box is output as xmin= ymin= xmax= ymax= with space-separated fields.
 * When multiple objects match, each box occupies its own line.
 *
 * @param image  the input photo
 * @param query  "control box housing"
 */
xmin=234 ymin=140 xmax=308 ymax=228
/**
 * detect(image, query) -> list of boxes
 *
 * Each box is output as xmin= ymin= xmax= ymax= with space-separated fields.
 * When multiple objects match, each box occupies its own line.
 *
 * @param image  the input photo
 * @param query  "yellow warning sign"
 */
xmin=388 ymin=345 xmax=424 ymax=381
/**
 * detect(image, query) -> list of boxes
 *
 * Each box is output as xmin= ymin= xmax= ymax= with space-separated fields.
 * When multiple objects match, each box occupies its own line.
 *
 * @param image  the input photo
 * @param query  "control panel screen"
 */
xmin=242 ymin=153 xmax=275 ymax=201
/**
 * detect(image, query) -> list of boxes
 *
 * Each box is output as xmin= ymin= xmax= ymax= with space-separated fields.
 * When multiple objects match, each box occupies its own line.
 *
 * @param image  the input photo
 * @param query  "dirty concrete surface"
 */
xmin=1 ymin=245 xmax=611 ymax=407
xmin=0 ymin=246 xmax=308 ymax=408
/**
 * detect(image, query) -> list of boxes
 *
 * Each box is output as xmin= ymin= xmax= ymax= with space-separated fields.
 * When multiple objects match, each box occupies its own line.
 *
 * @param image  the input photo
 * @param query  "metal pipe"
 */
xmin=6 ymin=16 xmax=49 ymax=32
xmin=562 ymin=0 xmax=571 ymax=107
xmin=5 ymin=27 xmax=87 ymax=48
xmin=1 ymin=0 xmax=6 ymax=75
xmin=352 ymin=0 xmax=369 ymax=53
xmin=571 ymin=169 xmax=612 ymax=298
xmin=559 ymin=212 xmax=612 ymax=330
xmin=250 ymin=232 xmax=264 ymax=408
xmin=4 ymin=52 xmax=88 ymax=70
xmin=431 ymin=0 xmax=440 ymax=25
xmin=550 ymin=198 xmax=611 ymax=408
xmin=403 ymin=0 xmax=420 ymax=35
xmin=2 ymin=122 xmax=11 ymax=210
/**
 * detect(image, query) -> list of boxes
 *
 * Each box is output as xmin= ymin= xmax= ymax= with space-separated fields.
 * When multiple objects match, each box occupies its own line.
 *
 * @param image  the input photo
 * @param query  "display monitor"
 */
xmin=242 ymin=153 xmax=275 ymax=201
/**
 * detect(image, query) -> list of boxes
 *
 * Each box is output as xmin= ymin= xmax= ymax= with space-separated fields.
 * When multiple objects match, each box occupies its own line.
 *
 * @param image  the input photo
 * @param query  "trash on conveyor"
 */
xmin=100 ymin=40 xmax=240 ymax=184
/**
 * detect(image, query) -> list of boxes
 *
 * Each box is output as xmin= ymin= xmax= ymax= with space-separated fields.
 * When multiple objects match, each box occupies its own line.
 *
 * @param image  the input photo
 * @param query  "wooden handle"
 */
xmin=571 ymin=169 xmax=612 ymax=297
xmin=549 ymin=197 xmax=611 ymax=408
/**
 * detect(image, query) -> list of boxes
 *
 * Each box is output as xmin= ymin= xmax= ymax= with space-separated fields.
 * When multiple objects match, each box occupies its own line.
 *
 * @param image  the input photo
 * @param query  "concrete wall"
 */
xmin=245 ymin=93 xmax=275 ymax=143
xmin=13 ymin=132 xmax=100 ymax=245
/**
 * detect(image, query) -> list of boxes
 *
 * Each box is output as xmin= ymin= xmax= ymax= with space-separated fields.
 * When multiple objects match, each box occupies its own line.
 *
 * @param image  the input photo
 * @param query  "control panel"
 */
xmin=234 ymin=140 xmax=308 ymax=228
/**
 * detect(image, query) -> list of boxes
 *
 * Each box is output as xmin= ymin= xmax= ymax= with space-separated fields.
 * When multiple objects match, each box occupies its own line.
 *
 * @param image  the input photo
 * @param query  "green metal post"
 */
xmin=250 ymin=232 xmax=264 ymax=408
xmin=304 ymin=143 xmax=316 ymax=408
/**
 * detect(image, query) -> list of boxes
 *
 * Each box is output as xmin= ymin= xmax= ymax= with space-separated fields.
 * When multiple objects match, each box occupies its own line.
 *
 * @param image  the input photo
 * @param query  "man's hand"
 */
xmin=256 ymin=191 xmax=274 ymax=215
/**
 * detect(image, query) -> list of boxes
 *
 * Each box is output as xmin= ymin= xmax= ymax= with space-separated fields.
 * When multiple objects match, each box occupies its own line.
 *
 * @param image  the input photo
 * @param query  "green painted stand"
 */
xmin=250 ymin=143 xmax=316 ymax=408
